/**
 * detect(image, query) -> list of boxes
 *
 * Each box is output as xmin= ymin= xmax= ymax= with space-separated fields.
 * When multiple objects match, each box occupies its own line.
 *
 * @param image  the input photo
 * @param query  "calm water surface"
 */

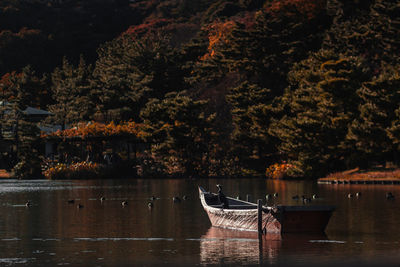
xmin=1 ymin=178 xmax=400 ymax=266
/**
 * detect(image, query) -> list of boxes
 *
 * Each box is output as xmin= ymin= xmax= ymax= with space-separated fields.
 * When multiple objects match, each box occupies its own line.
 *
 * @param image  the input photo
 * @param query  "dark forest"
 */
xmin=1 ymin=0 xmax=400 ymax=179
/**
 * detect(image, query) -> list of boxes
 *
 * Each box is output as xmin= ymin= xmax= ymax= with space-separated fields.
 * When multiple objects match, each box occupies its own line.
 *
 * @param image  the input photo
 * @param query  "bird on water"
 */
xmin=302 ymin=195 xmax=311 ymax=204
xmin=386 ymin=192 xmax=395 ymax=200
xmin=122 ymin=201 xmax=128 ymax=207
xmin=25 ymin=201 xmax=31 ymax=207
xmin=216 ymin=184 xmax=229 ymax=209
xmin=173 ymin=196 xmax=181 ymax=203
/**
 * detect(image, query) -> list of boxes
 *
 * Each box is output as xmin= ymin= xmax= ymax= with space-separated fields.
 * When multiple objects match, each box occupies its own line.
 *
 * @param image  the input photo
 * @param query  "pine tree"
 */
xmin=270 ymin=50 xmax=370 ymax=177
xmin=48 ymin=56 xmax=94 ymax=128
xmin=2 ymin=66 xmax=43 ymax=179
xmin=92 ymin=32 xmax=184 ymax=122
xmin=140 ymin=91 xmax=214 ymax=177
xmin=348 ymin=66 xmax=400 ymax=166
xmin=227 ymin=82 xmax=277 ymax=175
xmin=324 ymin=0 xmax=400 ymax=72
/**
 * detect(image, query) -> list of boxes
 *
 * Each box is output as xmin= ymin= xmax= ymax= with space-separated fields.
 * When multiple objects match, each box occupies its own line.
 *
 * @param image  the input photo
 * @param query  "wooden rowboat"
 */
xmin=199 ymin=186 xmax=335 ymax=234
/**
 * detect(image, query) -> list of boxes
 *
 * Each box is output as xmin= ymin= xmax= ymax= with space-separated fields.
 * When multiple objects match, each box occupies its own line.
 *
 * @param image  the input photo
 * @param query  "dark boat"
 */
xmin=199 ymin=186 xmax=335 ymax=234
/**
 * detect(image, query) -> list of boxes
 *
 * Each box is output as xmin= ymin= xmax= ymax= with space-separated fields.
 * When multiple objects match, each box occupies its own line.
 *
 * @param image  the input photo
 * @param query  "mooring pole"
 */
xmin=257 ymin=199 xmax=263 ymax=264
xmin=257 ymin=199 xmax=263 ymax=234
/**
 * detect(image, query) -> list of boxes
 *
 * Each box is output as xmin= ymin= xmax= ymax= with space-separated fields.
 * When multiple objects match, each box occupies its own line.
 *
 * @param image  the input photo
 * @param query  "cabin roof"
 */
xmin=0 ymin=101 xmax=52 ymax=116
xmin=24 ymin=106 xmax=52 ymax=115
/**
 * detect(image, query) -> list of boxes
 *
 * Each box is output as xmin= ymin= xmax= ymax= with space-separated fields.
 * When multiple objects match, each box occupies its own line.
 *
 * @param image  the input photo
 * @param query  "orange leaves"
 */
xmin=43 ymin=161 xmax=103 ymax=180
xmin=201 ymin=20 xmax=236 ymax=60
xmin=174 ymin=120 xmax=183 ymax=127
xmin=43 ymin=121 xmax=145 ymax=140
xmin=200 ymin=14 xmax=257 ymax=61
xmin=122 ymin=19 xmax=170 ymax=38
xmin=265 ymin=0 xmax=326 ymax=20
xmin=266 ymin=162 xmax=297 ymax=179
xmin=0 ymin=72 xmax=16 ymax=87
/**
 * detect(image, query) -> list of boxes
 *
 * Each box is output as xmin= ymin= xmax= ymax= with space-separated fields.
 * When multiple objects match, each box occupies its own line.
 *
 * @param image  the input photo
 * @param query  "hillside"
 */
xmin=2 ymin=0 xmax=400 ymax=178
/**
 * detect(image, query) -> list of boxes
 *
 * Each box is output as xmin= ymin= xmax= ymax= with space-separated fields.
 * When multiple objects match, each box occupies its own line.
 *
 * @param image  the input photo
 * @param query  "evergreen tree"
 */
xmin=348 ymin=66 xmax=400 ymax=166
xmin=140 ymin=91 xmax=214 ymax=177
xmin=92 ymin=32 xmax=184 ymax=122
xmin=227 ymin=82 xmax=277 ymax=175
xmin=324 ymin=0 xmax=400 ymax=72
xmin=1 ymin=66 xmax=43 ymax=179
xmin=0 ymin=66 xmax=49 ymax=109
xmin=270 ymin=50 xmax=370 ymax=177
xmin=189 ymin=3 xmax=332 ymax=175
xmin=48 ymin=56 xmax=94 ymax=128
xmin=205 ymin=1 xmax=332 ymax=98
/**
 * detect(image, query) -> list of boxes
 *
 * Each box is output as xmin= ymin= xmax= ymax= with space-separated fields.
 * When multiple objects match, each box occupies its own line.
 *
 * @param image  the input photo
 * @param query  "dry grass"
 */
xmin=321 ymin=167 xmax=400 ymax=181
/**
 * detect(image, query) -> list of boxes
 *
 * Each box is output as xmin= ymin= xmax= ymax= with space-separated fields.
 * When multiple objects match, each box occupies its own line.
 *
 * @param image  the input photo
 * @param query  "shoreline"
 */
xmin=318 ymin=167 xmax=400 ymax=185
xmin=6 ymin=166 xmax=400 ymax=182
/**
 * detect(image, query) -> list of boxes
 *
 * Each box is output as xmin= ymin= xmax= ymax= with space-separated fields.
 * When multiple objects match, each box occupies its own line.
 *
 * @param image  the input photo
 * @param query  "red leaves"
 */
xmin=122 ymin=19 xmax=171 ymax=38
xmin=265 ymin=0 xmax=326 ymax=20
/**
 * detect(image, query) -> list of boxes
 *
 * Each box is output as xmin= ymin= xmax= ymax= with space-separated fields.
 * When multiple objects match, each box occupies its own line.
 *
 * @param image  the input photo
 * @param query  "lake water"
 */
xmin=1 ymin=178 xmax=400 ymax=266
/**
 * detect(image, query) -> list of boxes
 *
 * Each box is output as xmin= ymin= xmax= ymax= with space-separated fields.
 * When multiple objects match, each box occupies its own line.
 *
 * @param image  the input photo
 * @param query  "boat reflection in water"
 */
xmin=200 ymin=227 xmax=328 ymax=265
xmin=200 ymin=227 xmax=280 ymax=265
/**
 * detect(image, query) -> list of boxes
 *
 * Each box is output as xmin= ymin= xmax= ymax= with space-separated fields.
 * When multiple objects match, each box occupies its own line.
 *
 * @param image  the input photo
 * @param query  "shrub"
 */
xmin=43 ymin=161 xmax=105 ymax=180
xmin=265 ymin=162 xmax=300 ymax=179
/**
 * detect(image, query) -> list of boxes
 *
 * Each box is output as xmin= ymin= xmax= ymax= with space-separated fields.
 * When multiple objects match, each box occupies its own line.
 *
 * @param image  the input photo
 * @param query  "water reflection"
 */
xmin=1 ymin=178 xmax=400 ymax=265
xmin=200 ymin=227 xmax=332 ymax=266
xmin=200 ymin=227 xmax=281 ymax=265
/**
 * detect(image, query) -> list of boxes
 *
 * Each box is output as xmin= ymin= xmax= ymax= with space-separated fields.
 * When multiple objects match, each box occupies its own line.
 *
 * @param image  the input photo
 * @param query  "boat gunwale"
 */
xmin=198 ymin=186 xmax=335 ymax=213
xmin=199 ymin=186 xmax=260 ymax=214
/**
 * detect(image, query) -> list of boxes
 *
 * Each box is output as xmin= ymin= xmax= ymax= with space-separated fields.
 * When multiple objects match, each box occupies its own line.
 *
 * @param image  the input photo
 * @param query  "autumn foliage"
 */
xmin=43 ymin=121 xmax=146 ymax=139
xmin=265 ymin=163 xmax=298 ymax=179
xmin=0 ymin=71 xmax=18 ymax=98
xmin=122 ymin=19 xmax=171 ymax=37
xmin=201 ymin=20 xmax=236 ymax=60
xmin=265 ymin=0 xmax=326 ymax=19
xmin=43 ymin=161 xmax=104 ymax=180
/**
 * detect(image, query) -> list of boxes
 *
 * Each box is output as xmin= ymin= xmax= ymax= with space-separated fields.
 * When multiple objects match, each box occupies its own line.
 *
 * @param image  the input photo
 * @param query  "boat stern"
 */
xmin=278 ymin=205 xmax=335 ymax=233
